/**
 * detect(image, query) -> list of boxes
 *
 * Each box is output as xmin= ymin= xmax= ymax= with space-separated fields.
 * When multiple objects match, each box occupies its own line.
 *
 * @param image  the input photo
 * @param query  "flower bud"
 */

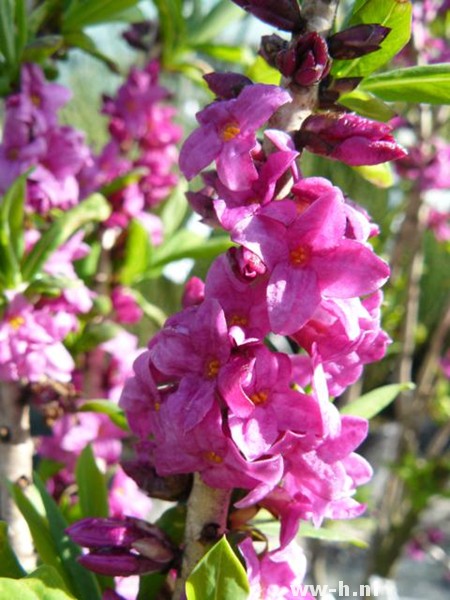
xmin=121 ymin=458 xmax=192 ymax=501
xmin=204 ymin=72 xmax=253 ymax=100
xmin=295 ymin=113 xmax=407 ymax=166
xmin=259 ymin=34 xmax=288 ymax=68
xmin=182 ymin=277 xmax=205 ymax=308
xmin=66 ymin=516 xmax=166 ymax=549
xmin=78 ymin=548 xmax=163 ymax=577
xmin=228 ymin=246 xmax=267 ymax=282
xmin=231 ymin=0 xmax=303 ymax=32
xmin=328 ymin=24 xmax=391 ymax=59
xmin=277 ymin=32 xmax=331 ymax=86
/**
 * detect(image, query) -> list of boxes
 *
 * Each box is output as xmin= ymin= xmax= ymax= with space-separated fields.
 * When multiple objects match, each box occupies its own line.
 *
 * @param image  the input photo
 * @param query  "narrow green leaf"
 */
xmin=7 ymin=483 xmax=71 ymax=590
xmin=332 ymin=0 xmax=412 ymax=78
xmin=150 ymin=231 xmax=233 ymax=270
xmin=341 ymin=382 xmax=415 ymax=419
xmin=339 ymin=89 xmax=395 ymax=122
xmin=159 ymin=182 xmax=188 ymax=238
xmin=63 ymin=32 xmax=119 ymax=72
xmin=246 ymin=56 xmax=280 ymax=85
xmin=361 ymin=63 xmax=450 ymax=104
xmin=186 ymin=536 xmax=249 ymax=600
xmin=79 ymin=400 xmax=129 ymax=432
xmin=132 ymin=290 xmax=167 ymax=328
xmin=0 ymin=172 xmax=27 ymax=286
xmin=63 ymin=0 xmax=140 ymax=29
xmin=195 ymin=44 xmax=253 ymax=65
xmin=187 ymin=1 xmax=243 ymax=45
xmin=21 ymin=193 xmax=110 ymax=282
xmin=70 ymin=321 xmax=122 ymax=354
xmin=0 ymin=521 xmax=26 ymax=578
xmin=119 ymin=219 xmax=153 ymax=286
xmin=0 ymin=565 xmax=76 ymax=599
xmin=15 ymin=0 xmax=28 ymax=58
xmin=297 ymin=521 xmax=369 ymax=548
xmin=75 ymin=445 xmax=109 ymax=519
xmin=137 ymin=573 xmax=167 ymax=600
xmin=0 ymin=0 xmax=16 ymax=65
xmin=21 ymin=36 xmax=64 ymax=63
xmin=33 ymin=475 xmax=102 ymax=600
xmin=352 ymin=163 xmax=394 ymax=188
xmin=153 ymin=0 xmax=185 ymax=63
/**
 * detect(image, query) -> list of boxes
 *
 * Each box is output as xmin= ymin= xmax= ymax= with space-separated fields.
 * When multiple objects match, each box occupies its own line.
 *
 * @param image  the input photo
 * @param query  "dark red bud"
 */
xmin=259 ymin=34 xmax=288 ymax=69
xmin=328 ymin=24 xmax=391 ymax=59
xmin=231 ymin=0 xmax=304 ymax=32
xmin=122 ymin=20 xmax=158 ymax=51
xmin=121 ymin=459 xmax=192 ymax=501
xmin=204 ymin=72 xmax=253 ymax=100
xmin=275 ymin=33 xmax=331 ymax=87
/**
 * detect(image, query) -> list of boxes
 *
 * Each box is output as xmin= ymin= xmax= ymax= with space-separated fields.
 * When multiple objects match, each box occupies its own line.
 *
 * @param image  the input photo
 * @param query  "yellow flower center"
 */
xmin=289 ymin=244 xmax=310 ymax=267
xmin=220 ymin=122 xmax=240 ymax=142
xmin=204 ymin=450 xmax=223 ymax=464
xmin=8 ymin=316 xmax=25 ymax=330
xmin=229 ymin=314 xmax=248 ymax=327
xmin=31 ymin=94 xmax=41 ymax=107
xmin=250 ymin=390 xmax=269 ymax=406
xmin=205 ymin=358 xmax=220 ymax=379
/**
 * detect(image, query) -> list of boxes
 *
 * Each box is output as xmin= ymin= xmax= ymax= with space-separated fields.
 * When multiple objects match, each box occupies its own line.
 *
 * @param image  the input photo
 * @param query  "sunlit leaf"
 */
xmin=186 ymin=536 xmax=249 ymax=600
xmin=361 ymin=63 xmax=450 ymax=104
xmin=341 ymin=383 xmax=415 ymax=419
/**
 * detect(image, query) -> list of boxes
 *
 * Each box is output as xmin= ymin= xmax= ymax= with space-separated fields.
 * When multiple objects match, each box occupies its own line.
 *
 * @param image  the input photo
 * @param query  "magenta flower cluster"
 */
xmin=0 ymin=64 xmax=91 ymax=213
xmin=118 ymin=79 xmax=399 ymax=592
xmin=82 ymin=60 xmax=182 ymax=242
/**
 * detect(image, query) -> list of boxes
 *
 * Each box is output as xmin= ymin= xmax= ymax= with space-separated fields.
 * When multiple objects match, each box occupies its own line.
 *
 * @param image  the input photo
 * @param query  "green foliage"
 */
xmin=341 ymin=383 xmax=415 ymax=420
xmin=78 ymin=400 xmax=129 ymax=432
xmin=0 ymin=565 xmax=76 ymax=600
xmin=62 ymin=0 xmax=142 ymax=30
xmin=0 ymin=521 xmax=26 ymax=578
xmin=21 ymin=194 xmax=111 ymax=282
xmin=339 ymin=89 xmax=396 ymax=122
xmin=332 ymin=0 xmax=412 ymax=78
xmin=185 ymin=536 xmax=249 ymax=600
xmin=361 ymin=63 xmax=450 ymax=104
xmin=118 ymin=219 xmax=154 ymax=286
xmin=0 ymin=172 xmax=27 ymax=287
xmin=75 ymin=445 xmax=109 ymax=519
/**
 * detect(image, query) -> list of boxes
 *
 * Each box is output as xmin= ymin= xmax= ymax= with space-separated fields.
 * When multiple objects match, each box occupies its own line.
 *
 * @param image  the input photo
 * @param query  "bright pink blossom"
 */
xmin=179 ymin=83 xmax=291 ymax=190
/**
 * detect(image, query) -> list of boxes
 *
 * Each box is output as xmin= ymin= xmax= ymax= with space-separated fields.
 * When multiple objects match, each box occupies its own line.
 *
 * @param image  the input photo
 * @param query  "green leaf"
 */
xmin=152 ymin=0 xmax=185 ymax=63
xmin=195 ymin=44 xmax=253 ymax=65
xmin=341 ymin=382 xmax=415 ymax=419
xmin=137 ymin=572 xmax=167 ymax=600
xmin=0 ymin=521 xmax=26 ymax=578
xmin=361 ymin=63 xmax=450 ymax=104
xmin=100 ymin=168 xmax=148 ymax=197
xmin=118 ymin=219 xmax=153 ymax=286
xmin=14 ymin=0 xmax=28 ymax=58
xmin=70 ymin=321 xmax=122 ymax=354
xmin=246 ymin=55 xmax=280 ymax=85
xmin=0 ymin=0 xmax=16 ymax=65
xmin=24 ymin=274 xmax=80 ymax=298
xmin=21 ymin=193 xmax=110 ymax=282
xmin=21 ymin=36 xmax=64 ymax=63
xmin=75 ymin=445 xmax=109 ymax=519
xmin=0 ymin=172 xmax=27 ymax=286
xmin=132 ymin=290 xmax=167 ymax=328
xmin=0 ymin=565 xmax=76 ymax=599
xmin=186 ymin=536 xmax=249 ymax=600
xmin=78 ymin=400 xmax=129 ymax=432
xmin=187 ymin=1 xmax=243 ymax=45
xmin=156 ymin=505 xmax=186 ymax=546
xmin=8 ymin=483 xmax=71 ymax=590
xmin=159 ymin=182 xmax=188 ymax=238
xmin=63 ymin=0 xmax=141 ymax=29
xmin=352 ymin=162 xmax=394 ymax=188
xmin=33 ymin=475 xmax=102 ymax=600
xmin=297 ymin=520 xmax=369 ymax=548
xmin=63 ymin=32 xmax=119 ymax=73
xmin=332 ymin=0 xmax=412 ymax=78
xmin=339 ymin=89 xmax=395 ymax=122
xmin=150 ymin=231 xmax=233 ymax=271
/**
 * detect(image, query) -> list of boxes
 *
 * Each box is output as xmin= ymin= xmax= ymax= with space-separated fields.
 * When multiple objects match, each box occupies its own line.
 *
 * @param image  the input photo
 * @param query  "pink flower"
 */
xmin=239 ymin=538 xmax=313 ymax=600
xmin=0 ymin=295 xmax=74 ymax=383
xmin=233 ymin=185 xmax=389 ymax=334
xmin=179 ymin=83 xmax=291 ymax=190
